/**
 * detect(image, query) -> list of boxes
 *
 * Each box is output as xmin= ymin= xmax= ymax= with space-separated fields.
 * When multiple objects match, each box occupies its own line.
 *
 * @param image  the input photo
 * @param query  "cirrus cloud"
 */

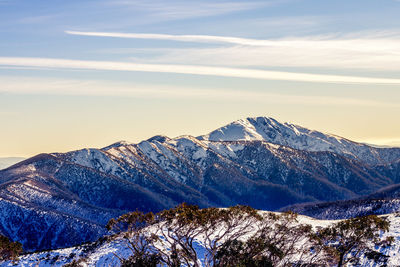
xmin=1 ymin=57 xmax=400 ymax=84
xmin=65 ymin=30 xmax=400 ymax=71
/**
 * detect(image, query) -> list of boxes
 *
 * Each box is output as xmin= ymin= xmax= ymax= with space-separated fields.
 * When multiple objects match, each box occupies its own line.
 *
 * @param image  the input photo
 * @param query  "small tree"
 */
xmin=108 ymin=204 xmax=263 ymax=267
xmin=148 ymin=204 xmax=261 ymax=267
xmin=199 ymin=205 xmax=262 ymax=267
xmin=215 ymin=238 xmax=273 ymax=267
xmin=319 ymin=215 xmax=393 ymax=267
xmin=107 ymin=211 xmax=162 ymax=266
xmin=214 ymin=212 xmax=328 ymax=267
xmin=108 ymin=205 xmax=201 ymax=266
xmin=0 ymin=235 xmax=23 ymax=262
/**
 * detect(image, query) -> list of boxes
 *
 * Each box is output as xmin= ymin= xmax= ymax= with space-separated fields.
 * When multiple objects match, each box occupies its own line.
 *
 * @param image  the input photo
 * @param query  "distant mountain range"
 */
xmin=284 ymin=176 xmax=400 ymax=220
xmin=0 ymin=116 xmax=399 ymax=251
xmin=0 ymin=157 xmax=25 ymax=170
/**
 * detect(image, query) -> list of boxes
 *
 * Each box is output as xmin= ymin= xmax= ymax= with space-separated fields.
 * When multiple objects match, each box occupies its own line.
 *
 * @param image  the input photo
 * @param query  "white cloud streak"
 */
xmin=65 ymin=30 xmax=289 ymax=46
xmin=66 ymin=30 xmax=400 ymax=50
xmin=1 ymin=57 xmax=400 ymax=84
xmin=0 ymin=76 xmax=397 ymax=108
xmin=66 ymin=31 xmax=400 ymax=71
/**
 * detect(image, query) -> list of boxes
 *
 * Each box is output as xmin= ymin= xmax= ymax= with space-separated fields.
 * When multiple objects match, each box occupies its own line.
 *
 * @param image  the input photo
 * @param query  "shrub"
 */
xmin=0 ymin=235 xmax=22 ymax=262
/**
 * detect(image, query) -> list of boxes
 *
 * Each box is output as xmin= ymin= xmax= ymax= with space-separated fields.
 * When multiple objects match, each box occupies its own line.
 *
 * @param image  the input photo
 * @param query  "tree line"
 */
xmin=107 ymin=204 xmax=394 ymax=267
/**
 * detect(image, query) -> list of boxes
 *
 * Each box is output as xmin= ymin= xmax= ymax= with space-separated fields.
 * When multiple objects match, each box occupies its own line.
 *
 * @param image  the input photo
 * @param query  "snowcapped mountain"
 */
xmin=0 ymin=157 xmax=25 ymax=170
xmin=200 ymin=117 xmax=400 ymax=165
xmin=0 ymin=158 xmax=121 ymax=251
xmin=0 ymin=116 xmax=399 ymax=251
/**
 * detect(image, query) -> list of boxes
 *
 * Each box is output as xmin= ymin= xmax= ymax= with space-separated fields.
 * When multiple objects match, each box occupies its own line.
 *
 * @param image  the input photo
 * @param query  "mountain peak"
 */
xmin=198 ymin=116 xmax=400 ymax=165
xmin=246 ymin=116 xmax=280 ymax=125
xmin=101 ymin=140 xmax=132 ymax=150
xmin=199 ymin=116 xmax=294 ymax=142
xmin=147 ymin=135 xmax=171 ymax=143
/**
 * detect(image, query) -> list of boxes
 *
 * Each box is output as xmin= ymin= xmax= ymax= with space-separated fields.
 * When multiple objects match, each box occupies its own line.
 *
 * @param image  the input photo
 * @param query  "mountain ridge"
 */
xmin=0 ymin=116 xmax=399 ymax=251
xmin=199 ymin=117 xmax=400 ymax=165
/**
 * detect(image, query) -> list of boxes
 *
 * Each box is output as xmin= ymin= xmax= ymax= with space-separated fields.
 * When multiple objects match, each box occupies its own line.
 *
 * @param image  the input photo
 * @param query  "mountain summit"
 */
xmin=200 ymin=116 xmax=400 ymax=165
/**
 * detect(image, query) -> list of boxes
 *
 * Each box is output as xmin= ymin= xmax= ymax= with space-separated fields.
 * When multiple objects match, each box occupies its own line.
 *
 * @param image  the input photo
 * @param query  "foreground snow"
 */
xmin=3 ymin=212 xmax=400 ymax=267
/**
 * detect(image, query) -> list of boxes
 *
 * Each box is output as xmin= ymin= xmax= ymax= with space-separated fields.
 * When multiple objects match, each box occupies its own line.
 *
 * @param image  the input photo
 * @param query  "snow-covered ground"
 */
xmin=3 ymin=212 xmax=400 ymax=267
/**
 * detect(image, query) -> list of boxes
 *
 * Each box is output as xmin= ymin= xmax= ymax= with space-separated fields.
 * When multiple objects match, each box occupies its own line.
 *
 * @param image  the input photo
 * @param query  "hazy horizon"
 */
xmin=1 ymin=115 xmax=399 ymax=158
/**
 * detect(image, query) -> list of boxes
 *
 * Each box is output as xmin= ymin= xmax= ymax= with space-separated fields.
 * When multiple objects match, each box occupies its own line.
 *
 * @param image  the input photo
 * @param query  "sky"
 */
xmin=1 ymin=0 xmax=400 ymax=157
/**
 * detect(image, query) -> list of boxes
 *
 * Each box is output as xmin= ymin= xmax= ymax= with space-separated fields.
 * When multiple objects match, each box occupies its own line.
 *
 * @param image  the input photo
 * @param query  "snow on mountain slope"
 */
xmin=285 ymin=182 xmax=400 ymax=220
xmin=0 ymin=139 xmax=382 ymax=251
xmin=199 ymin=117 xmax=400 ymax=165
xmin=4 ymin=212 xmax=400 ymax=267
xmin=0 ymin=116 xmax=399 ymax=252
xmin=284 ymin=197 xmax=400 ymax=220
xmin=0 ymin=197 xmax=107 ymax=252
xmin=0 ymin=161 xmax=121 ymax=251
xmin=100 ymin=136 xmax=393 ymax=200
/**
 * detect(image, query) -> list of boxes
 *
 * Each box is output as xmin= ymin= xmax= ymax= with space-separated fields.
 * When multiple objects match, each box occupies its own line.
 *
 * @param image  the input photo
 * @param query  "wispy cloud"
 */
xmin=67 ymin=31 xmax=249 ymax=45
xmin=0 ymin=76 xmax=397 ymax=108
xmin=66 ymin=30 xmax=400 ymax=49
xmin=66 ymin=31 xmax=400 ymax=71
xmin=65 ymin=30 xmax=286 ymax=46
xmin=1 ymin=57 xmax=400 ymax=84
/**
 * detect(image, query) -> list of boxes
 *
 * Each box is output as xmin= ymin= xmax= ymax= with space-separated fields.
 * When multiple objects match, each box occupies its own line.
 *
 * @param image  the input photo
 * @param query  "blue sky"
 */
xmin=1 ymin=0 xmax=400 ymax=156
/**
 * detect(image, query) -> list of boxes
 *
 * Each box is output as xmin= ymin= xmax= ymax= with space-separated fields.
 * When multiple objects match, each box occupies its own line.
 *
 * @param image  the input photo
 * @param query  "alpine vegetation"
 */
xmin=104 ymin=204 xmax=392 ymax=267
